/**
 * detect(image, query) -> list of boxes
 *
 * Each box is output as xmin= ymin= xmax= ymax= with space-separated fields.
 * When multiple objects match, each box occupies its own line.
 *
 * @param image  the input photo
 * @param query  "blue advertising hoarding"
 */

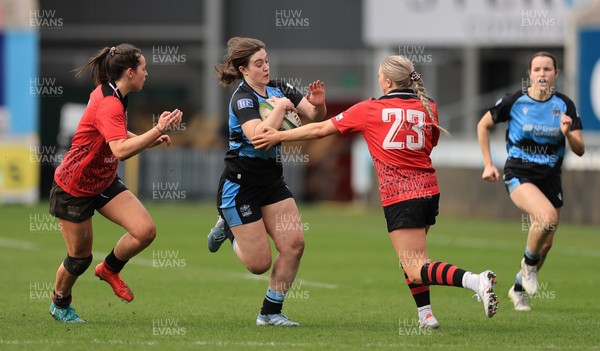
xmin=578 ymin=28 xmax=600 ymax=131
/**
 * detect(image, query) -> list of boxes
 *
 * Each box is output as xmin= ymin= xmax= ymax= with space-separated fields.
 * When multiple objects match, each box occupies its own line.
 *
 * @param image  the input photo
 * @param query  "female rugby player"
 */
xmin=49 ymin=43 xmax=182 ymax=322
xmin=208 ymin=37 xmax=326 ymax=326
xmin=252 ymin=55 xmax=498 ymax=328
xmin=477 ymin=52 xmax=584 ymax=311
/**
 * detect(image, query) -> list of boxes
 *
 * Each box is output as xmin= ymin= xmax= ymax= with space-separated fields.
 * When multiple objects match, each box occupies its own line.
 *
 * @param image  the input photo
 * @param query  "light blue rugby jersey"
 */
xmin=489 ymin=90 xmax=582 ymax=179
xmin=223 ymin=79 xmax=303 ymax=186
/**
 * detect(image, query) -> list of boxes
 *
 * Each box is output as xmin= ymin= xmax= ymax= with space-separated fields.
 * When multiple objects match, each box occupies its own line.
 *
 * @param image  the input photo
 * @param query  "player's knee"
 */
xmin=287 ymin=236 xmax=305 ymax=259
xmin=532 ymin=212 xmax=558 ymax=234
xmin=133 ymin=222 xmax=156 ymax=246
xmin=278 ymin=234 xmax=304 ymax=259
xmin=247 ymin=257 xmax=272 ymax=275
xmin=145 ymin=223 xmax=157 ymax=243
xmin=543 ymin=220 xmax=558 ymax=235
xmin=545 ymin=211 xmax=558 ymax=232
xmin=63 ymin=255 xmax=93 ymax=276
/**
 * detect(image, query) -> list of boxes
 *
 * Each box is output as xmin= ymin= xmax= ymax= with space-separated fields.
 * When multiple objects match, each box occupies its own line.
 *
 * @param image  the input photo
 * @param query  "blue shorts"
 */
xmin=216 ymin=174 xmax=294 ymax=227
xmin=503 ymin=172 xmax=563 ymax=208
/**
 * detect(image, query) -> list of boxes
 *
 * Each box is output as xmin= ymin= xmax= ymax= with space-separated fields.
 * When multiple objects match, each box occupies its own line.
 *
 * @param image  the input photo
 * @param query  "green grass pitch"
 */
xmin=0 ymin=202 xmax=598 ymax=350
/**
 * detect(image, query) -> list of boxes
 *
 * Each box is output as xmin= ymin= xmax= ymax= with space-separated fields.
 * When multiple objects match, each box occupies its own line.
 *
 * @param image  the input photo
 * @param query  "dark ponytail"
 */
xmin=74 ymin=43 xmax=142 ymax=85
xmin=215 ymin=37 xmax=266 ymax=87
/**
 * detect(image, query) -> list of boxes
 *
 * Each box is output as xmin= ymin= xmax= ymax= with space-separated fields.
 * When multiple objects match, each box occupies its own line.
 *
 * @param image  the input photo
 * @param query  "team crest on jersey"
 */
xmin=552 ymin=105 xmax=561 ymax=118
xmin=522 ymin=107 xmax=529 ymax=115
xmin=240 ymin=204 xmax=252 ymax=217
xmin=237 ymin=98 xmax=254 ymax=110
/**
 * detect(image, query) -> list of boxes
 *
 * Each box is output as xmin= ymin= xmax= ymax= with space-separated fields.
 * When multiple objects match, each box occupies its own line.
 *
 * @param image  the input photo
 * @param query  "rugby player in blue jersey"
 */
xmin=207 ymin=37 xmax=326 ymax=326
xmin=477 ymin=52 xmax=585 ymax=312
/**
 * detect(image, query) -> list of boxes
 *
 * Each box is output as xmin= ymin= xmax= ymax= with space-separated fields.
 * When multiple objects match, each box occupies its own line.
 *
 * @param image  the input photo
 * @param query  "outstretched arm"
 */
xmin=109 ymin=109 xmax=182 ymax=160
xmin=127 ymin=131 xmax=171 ymax=148
xmin=251 ymin=119 xmax=339 ymax=150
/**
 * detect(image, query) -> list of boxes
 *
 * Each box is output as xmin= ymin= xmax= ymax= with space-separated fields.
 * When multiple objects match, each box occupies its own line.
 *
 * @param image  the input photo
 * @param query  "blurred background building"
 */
xmin=1 ymin=0 xmax=599 ymax=223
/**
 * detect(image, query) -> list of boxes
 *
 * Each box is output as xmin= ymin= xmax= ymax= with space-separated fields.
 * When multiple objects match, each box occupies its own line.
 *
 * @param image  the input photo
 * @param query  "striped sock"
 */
xmin=514 ymin=272 xmax=525 ymax=292
xmin=524 ymin=249 xmax=540 ymax=266
xmin=420 ymin=261 xmax=467 ymax=287
xmin=260 ymin=287 xmax=285 ymax=315
xmin=402 ymin=268 xmax=430 ymax=308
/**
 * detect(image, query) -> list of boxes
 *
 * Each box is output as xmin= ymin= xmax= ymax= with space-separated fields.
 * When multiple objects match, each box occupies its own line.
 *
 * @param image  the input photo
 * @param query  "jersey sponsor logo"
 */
xmin=237 ymin=98 xmax=254 ymax=110
xmin=521 ymin=123 xmax=560 ymax=137
xmin=335 ymin=113 xmax=344 ymax=121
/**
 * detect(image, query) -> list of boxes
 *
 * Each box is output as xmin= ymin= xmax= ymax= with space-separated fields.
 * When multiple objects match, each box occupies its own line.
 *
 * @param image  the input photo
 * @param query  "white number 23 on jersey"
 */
xmin=381 ymin=108 xmax=425 ymax=150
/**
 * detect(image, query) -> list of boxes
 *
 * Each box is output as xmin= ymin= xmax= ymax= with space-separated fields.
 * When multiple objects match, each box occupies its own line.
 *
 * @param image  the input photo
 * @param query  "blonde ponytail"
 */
xmin=411 ymin=79 xmax=450 ymax=136
xmin=380 ymin=55 xmax=450 ymax=136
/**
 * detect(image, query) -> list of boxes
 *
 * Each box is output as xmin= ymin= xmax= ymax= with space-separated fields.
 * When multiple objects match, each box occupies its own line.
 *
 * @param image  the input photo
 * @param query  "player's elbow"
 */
xmin=110 ymin=149 xmax=132 ymax=162
xmin=315 ymin=127 xmax=329 ymax=138
xmin=313 ymin=109 xmax=327 ymax=122
xmin=109 ymin=141 xmax=131 ymax=161
xmin=575 ymin=147 xmax=585 ymax=157
xmin=314 ymin=122 xmax=336 ymax=139
xmin=111 ymin=149 xmax=129 ymax=161
xmin=570 ymin=140 xmax=585 ymax=157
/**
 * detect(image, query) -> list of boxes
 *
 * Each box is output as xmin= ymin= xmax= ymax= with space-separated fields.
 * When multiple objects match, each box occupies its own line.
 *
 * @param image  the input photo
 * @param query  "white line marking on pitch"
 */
xmin=119 ymin=254 xmax=339 ymax=289
xmin=0 ymin=237 xmax=35 ymax=250
xmin=194 ymin=340 xmax=331 ymax=348
xmin=236 ymin=272 xmax=338 ymax=289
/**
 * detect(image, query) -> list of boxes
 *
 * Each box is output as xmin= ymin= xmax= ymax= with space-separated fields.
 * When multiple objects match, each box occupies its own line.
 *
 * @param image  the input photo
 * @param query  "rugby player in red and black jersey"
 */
xmin=48 ymin=43 xmax=182 ymax=323
xmin=253 ymin=55 xmax=499 ymax=328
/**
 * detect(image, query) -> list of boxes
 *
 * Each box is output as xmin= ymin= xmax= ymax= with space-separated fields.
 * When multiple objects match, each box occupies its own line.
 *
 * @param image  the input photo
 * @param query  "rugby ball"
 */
xmin=258 ymin=98 xmax=302 ymax=130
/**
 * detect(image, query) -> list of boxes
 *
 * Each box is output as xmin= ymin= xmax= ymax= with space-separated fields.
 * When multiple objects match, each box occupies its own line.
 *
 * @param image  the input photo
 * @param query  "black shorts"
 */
xmin=49 ymin=176 xmax=128 ymax=223
xmin=216 ymin=174 xmax=294 ymax=227
xmin=503 ymin=172 xmax=563 ymax=208
xmin=383 ymin=194 xmax=440 ymax=232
